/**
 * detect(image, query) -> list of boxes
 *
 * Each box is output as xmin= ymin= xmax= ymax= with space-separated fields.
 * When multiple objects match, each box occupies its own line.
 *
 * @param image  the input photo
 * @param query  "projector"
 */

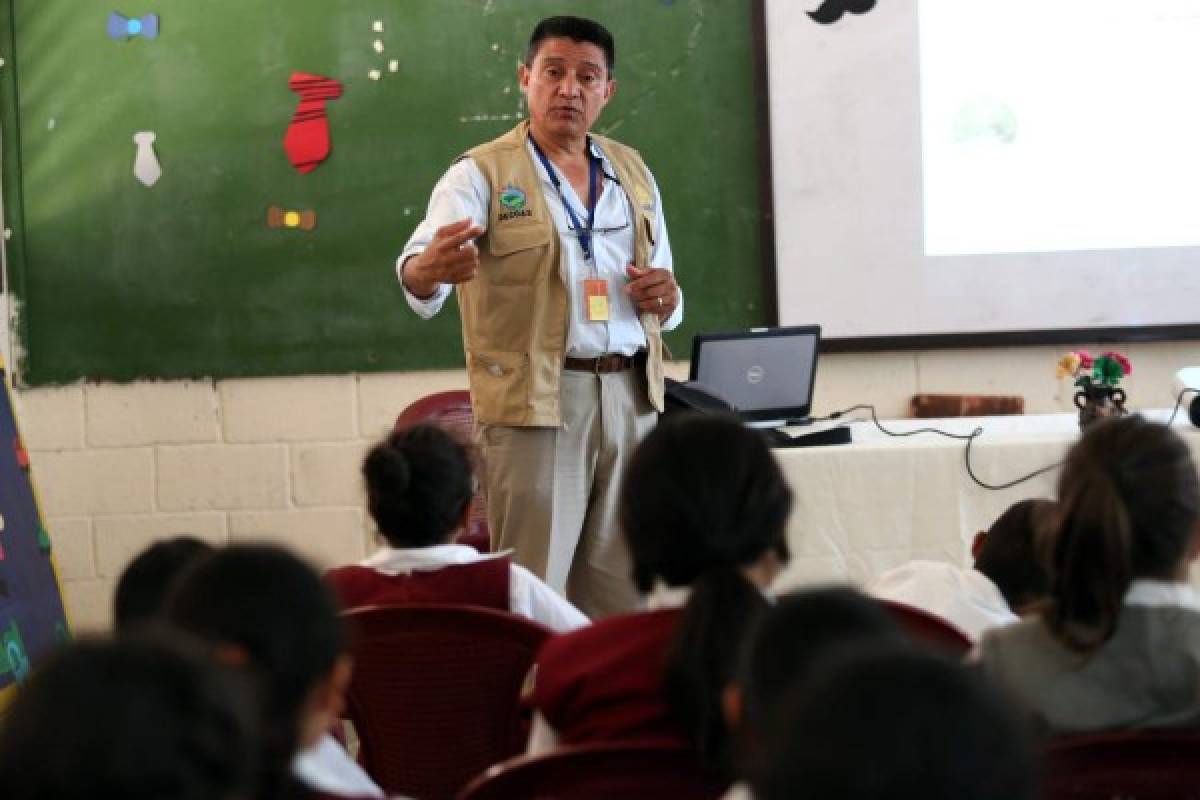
xmin=1173 ymin=368 xmax=1200 ymax=427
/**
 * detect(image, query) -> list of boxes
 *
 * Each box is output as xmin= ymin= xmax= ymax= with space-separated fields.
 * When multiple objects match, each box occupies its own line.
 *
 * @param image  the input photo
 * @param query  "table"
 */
xmin=771 ymin=411 xmax=1200 ymax=592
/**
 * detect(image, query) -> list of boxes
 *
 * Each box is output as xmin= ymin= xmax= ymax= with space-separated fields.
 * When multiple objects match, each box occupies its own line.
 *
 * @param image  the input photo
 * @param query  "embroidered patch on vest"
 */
xmin=497 ymin=183 xmax=533 ymax=221
xmin=499 ymin=183 xmax=526 ymax=210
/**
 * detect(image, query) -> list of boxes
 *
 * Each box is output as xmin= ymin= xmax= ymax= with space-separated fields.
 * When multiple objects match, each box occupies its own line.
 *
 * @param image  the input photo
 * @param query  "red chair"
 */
xmin=1042 ymin=729 xmax=1200 ymax=799
xmin=456 ymin=741 xmax=729 ymax=800
xmin=394 ymin=389 xmax=490 ymax=553
xmin=342 ymin=604 xmax=551 ymax=800
xmin=877 ymin=599 xmax=973 ymax=656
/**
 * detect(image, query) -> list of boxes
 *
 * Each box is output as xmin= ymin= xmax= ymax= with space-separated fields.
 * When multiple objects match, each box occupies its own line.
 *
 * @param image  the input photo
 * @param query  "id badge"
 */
xmin=583 ymin=278 xmax=610 ymax=322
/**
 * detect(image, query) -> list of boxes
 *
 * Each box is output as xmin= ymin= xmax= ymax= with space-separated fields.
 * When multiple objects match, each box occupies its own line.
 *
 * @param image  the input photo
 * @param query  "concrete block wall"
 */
xmin=16 ymin=340 xmax=1200 ymax=633
xmin=17 ymin=371 xmax=469 ymax=633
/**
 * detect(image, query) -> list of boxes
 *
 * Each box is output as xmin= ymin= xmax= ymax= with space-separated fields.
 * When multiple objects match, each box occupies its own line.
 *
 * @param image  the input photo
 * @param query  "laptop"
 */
xmin=688 ymin=325 xmax=822 ymax=428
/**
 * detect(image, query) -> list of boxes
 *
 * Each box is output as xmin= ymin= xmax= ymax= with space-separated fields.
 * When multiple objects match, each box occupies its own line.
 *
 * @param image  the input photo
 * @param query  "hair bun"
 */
xmin=366 ymin=443 xmax=411 ymax=494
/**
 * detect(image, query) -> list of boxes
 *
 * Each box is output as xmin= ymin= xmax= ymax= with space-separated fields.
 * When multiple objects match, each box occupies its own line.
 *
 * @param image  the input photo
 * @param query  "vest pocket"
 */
xmin=467 ymin=349 xmax=530 ymax=422
xmin=484 ymin=224 xmax=551 ymax=286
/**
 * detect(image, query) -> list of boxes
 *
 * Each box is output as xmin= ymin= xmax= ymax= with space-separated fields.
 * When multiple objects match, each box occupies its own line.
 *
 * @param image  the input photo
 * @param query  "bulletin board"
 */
xmin=0 ymin=359 xmax=69 ymax=708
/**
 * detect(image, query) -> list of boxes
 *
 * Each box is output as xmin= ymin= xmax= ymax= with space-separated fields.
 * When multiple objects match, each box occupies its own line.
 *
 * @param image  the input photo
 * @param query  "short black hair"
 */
xmin=973 ymin=498 xmax=1054 ymax=612
xmin=525 ymin=16 xmax=615 ymax=74
xmin=166 ymin=544 xmax=345 ymax=799
xmin=0 ymin=633 xmax=257 ymax=800
xmin=752 ymin=644 xmax=1036 ymax=800
xmin=364 ymin=424 xmax=475 ymax=548
xmin=735 ymin=588 xmax=905 ymax=756
xmin=113 ymin=536 xmax=215 ymax=631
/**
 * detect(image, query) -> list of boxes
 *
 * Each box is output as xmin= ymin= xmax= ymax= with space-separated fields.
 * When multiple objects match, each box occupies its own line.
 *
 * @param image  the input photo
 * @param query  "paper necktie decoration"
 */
xmin=132 ymin=131 xmax=162 ymax=187
xmin=267 ymin=206 xmax=317 ymax=231
xmin=284 ymin=73 xmax=343 ymax=174
xmin=107 ymin=12 xmax=159 ymax=40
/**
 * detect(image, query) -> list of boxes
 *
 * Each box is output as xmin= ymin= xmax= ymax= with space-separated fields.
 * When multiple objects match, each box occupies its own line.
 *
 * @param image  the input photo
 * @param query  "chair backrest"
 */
xmin=342 ymin=604 xmax=552 ymax=800
xmin=394 ymin=389 xmax=490 ymax=553
xmin=877 ymin=599 xmax=973 ymax=656
xmin=457 ymin=741 xmax=729 ymax=800
xmin=1042 ymin=729 xmax=1200 ymax=800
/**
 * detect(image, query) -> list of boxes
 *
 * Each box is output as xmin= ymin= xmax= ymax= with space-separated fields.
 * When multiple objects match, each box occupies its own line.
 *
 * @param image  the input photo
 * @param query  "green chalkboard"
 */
xmin=1 ymin=0 xmax=770 ymax=385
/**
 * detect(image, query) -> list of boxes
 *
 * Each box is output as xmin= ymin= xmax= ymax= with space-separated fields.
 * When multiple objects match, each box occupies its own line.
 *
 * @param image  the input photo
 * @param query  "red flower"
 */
xmin=1103 ymin=351 xmax=1132 ymax=377
xmin=1076 ymin=350 xmax=1094 ymax=369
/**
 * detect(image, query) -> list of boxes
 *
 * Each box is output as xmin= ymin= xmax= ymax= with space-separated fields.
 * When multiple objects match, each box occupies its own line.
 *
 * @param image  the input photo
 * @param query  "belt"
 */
xmin=564 ymin=354 xmax=635 ymax=374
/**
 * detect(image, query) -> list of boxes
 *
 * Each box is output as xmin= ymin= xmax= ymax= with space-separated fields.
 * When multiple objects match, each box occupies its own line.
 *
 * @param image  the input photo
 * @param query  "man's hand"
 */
xmin=624 ymin=264 xmax=679 ymax=321
xmin=402 ymin=218 xmax=485 ymax=299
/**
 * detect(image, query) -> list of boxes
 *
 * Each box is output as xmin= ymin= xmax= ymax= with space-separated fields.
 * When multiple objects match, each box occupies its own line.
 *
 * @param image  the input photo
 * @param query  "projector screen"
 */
xmin=767 ymin=0 xmax=1200 ymax=342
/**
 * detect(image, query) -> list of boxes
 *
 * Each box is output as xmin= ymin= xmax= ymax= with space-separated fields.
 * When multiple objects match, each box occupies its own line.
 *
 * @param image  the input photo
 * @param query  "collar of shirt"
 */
xmin=359 ymin=543 xmax=511 ymax=575
xmin=644 ymin=578 xmax=775 ymax=611
xmin=587 ymin=138 xmax=620 ymax=184
xmin=292 ymin=734 xmax=385 ymax=798
xmin=1124 ymin=579 xmax=1200 ymax=610
xmin=525 ymin=137 xmax=623 ymax=220
xmin=871 ymin=560 xmax=1013 ymax=615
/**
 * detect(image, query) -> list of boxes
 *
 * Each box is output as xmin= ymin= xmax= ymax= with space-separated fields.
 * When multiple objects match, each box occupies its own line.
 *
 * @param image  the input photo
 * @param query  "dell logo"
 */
xmin=746 ymin=365 xmax=765 ymax=384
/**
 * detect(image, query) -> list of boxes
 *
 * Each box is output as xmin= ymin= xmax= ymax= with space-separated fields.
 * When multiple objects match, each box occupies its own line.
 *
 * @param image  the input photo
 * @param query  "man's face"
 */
xmin=519 ymin=36 xmax=615 ymax=142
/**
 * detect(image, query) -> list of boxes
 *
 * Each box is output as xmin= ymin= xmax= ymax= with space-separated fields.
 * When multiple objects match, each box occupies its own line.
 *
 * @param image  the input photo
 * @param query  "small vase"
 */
xmin=1074 ymin=384 xmax=1127 ymax=430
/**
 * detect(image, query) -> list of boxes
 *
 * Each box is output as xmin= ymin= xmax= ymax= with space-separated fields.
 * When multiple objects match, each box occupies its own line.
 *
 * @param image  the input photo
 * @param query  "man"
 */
xmin=868 ymin=498 xmax=1054 ymax=641
xmin=396 ymin=16 xmax=682 ymax=617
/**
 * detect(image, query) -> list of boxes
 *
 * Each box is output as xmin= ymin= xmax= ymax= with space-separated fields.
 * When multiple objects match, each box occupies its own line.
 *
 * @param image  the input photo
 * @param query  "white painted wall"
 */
xmin=21 ymin=340 xmax=1200 ymax=632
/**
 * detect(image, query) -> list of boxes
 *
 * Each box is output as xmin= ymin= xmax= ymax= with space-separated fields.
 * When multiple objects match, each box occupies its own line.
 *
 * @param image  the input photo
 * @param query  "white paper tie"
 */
xmin=133 ymin=131 xmax=161 ymax=187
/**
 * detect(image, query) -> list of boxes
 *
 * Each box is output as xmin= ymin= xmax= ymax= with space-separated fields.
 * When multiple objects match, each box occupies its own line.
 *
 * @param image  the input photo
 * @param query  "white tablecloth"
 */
xmin=771 ymin=410 xmax=1200 ymax=591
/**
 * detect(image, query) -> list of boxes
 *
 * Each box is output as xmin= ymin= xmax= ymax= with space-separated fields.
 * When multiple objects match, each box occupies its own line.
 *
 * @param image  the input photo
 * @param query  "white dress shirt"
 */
xmin=868 ymin=560 xmax=1019 ymax=642
xmin=1124 ymin=579 xmax=1200 ymax=610
xmin=397 ymin=138 xmax=682 ymax=358
xmin=358 ymin=544 xmax=590 ymax=633
xmin=293 ymin=733 xmax=386 ymax=798
xmin=720 ymin=783 xmax=754 ymax=800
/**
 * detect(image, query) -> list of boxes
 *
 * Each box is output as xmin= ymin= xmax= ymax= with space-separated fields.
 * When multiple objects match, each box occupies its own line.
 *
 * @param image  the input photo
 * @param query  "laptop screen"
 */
xmin=689 ymin=325 xmax=821 ymax=423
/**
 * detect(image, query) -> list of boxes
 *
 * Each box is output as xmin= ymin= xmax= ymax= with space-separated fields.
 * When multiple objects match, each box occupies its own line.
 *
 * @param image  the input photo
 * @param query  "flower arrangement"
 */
xmin=1057 ymin=350 xmax=1132 ymax=428
xmin=1055 ymin=350 xmax=1132 ymax=389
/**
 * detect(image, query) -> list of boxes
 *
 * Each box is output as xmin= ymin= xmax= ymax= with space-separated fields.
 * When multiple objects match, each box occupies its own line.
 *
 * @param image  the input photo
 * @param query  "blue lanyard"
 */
xmin=529 ymin=135 xmax=600 ymax=264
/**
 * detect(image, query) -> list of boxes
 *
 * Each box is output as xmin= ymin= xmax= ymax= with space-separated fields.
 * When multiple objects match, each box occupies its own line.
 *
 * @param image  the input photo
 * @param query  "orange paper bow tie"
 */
xmin=267 ymin=206 xmax=316 ymax=231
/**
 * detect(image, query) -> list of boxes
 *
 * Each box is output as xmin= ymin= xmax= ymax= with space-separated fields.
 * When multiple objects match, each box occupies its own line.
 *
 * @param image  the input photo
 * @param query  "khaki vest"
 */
xmin=456 ymin=121 xmax=665 ymax=426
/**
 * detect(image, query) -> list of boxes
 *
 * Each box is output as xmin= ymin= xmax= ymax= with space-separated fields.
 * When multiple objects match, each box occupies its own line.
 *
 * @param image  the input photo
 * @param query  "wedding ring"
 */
xmin=657 ymin=296 xmax=664 ymax=308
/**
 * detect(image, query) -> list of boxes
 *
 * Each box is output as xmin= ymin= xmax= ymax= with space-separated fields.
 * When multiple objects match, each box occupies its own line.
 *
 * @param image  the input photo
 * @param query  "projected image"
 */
xmin=920 ymin=0 xmax=1200 ymax=256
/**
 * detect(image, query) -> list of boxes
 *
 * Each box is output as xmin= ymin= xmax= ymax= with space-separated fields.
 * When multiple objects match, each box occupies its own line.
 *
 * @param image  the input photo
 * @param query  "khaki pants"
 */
xmin=479 ymin=368 xmax=656 ymax=619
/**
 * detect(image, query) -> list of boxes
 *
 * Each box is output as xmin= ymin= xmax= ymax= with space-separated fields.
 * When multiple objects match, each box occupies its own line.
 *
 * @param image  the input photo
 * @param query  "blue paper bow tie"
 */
xmin=106 ymin=12 xmax=159 ymax=40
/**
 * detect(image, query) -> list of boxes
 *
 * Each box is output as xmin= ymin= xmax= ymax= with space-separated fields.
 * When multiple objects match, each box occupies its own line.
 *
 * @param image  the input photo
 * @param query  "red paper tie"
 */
xmin=284 ymin=72 xmax=343 ymax=174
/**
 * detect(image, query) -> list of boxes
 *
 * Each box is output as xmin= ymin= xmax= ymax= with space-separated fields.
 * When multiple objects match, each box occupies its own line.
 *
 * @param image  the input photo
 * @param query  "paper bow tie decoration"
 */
xmin=107 ymin=12 xmax=159 ymax=40
xmin=267 ymin=206 xmax=317 ymax=231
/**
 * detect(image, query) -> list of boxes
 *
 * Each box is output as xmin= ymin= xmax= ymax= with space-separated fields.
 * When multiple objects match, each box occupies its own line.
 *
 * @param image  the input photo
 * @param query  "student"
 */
xmin=724 ymin=588 xmax=907 ymax=798
xmin=118 ymin=538 xmax=384 ymax=798
xmin=869 ymin=498 xmax=1054 ymax=641
xmin=0 ymin=633 xmax=258 ymax=800
xmin=980 ymin=415 xmax=1200 ymax=733
xmin=529 ymin=413 xmax=792 ymax=775
xmin=326 ymin=424 xmax=588 ymax=632
xmin=167 ymin=544 xmax=386 ymax=800
xmin=750 ymin=644 xmax=1036 ymax=800
xmin=113 ymin=535 xmax=214 ymax=630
